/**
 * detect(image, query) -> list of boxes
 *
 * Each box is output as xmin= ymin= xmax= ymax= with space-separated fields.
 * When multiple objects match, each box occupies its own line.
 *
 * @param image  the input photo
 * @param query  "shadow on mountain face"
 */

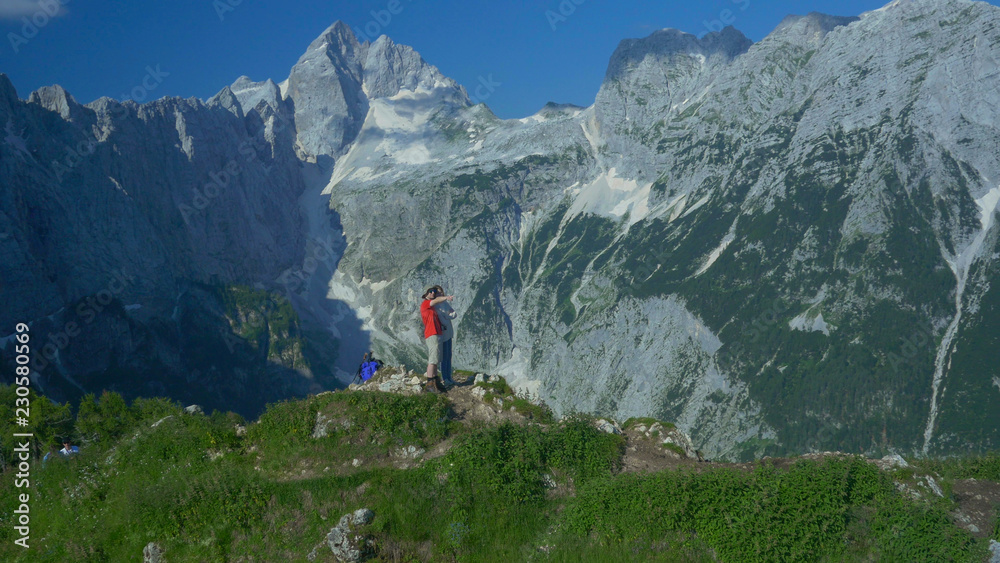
xmin=273 ymin=202 xmax=372 ymax=387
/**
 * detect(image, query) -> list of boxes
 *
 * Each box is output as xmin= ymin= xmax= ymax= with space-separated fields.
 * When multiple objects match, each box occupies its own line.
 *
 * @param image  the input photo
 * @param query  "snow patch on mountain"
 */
xmin=789 ymin=312 xmax=832 ymax=336
xmin=228 ymin=76 xmax=282 ymax=113
xmin=567 ymin=168 xmax=652 ymax=226
xmin=695 ymin=233 xmax=735 ymax=276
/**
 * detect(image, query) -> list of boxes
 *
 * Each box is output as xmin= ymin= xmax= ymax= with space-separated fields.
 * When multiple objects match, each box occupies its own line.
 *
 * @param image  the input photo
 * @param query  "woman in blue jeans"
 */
xmin=432 ymin=285 xmax=458 ymax=388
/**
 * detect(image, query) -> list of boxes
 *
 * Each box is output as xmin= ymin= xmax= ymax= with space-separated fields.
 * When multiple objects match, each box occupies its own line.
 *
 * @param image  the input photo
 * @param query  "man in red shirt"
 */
xmin=421 ymin=285 xmax=454 ymax=393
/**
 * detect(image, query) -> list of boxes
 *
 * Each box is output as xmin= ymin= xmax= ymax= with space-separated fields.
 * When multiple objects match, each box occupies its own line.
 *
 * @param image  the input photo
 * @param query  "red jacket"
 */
xmin=421 ymin=299 xmax=443 ymax=338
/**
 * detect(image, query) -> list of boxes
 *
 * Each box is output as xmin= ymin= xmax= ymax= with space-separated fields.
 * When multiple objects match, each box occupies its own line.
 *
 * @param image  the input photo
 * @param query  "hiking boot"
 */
xmin=423 ymin=378 xmax=440 ymax=394
xmin=433 ymin=376 xmax=449 ymax=393
xmin=441 ymin=378 xmax=456 ymax=390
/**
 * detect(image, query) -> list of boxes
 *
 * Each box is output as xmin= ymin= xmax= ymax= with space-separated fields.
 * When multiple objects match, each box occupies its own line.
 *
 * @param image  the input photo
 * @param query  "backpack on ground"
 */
xmin=353 ymin=352 xmax=382 ymax=384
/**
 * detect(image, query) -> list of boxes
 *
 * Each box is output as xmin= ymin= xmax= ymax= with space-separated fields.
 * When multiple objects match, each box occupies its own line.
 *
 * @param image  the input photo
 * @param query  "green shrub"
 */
xmin=336 ymin=391 xmax=451 ymax=444
xmin=74 ymin=390 xmax=138 ymax=445
xmin=245 ymin=394 xmax=320 ymax=448
xmin=508 ymin=395 xmax=556 ymax=423
xmin=0 ymin=388 xmax=992 ymax=562
xmin=548 ymin=414 xmax=625 ymax=485
xmin=560 ymin=456 xmax=986 ymax=562
xmin=131 ymin=396 xmax=183 ymax=423
xmin=912 ymin=453 xmax=1000 ymax=481
xmin=662 ymin=442 xmax=686 ymax=457
xmin=475 ymin=376 xmax=515 ymax=396
xmin=0 ymin=385 xmax=73 ymax=460
xmin=446 ymin=422 xmax=549 ymax=503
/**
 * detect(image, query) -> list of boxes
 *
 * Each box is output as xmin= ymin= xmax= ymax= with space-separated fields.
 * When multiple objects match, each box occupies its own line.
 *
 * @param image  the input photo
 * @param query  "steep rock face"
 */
xmin=0 ymin=67 xmax=316 ymax=412
xmin=313 ymin=0 xmax=1000 ymax=459
xmin=285 ymin=21 xmax=367 ymax=159
xmin=285 ymin=22 xmax=469 ymax=159
xmin=593 ymin=26 xmax=753 ymax=180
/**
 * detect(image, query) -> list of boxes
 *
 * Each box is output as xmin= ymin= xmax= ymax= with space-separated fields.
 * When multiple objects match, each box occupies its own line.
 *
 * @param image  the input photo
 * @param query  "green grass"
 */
xmin=475 ymin=375 xmax=556 ymax=423
xmin=661 ymin=442 xmax=686 ymax=457
xmin=909 ymin=453 xmax=1000 ymax=481
xmin=623 ymin=417 xmax=676 ymax=431
xmin=559 ymin=457 xmax=987 ymax=562
xmin=0 ymin=386 xmax=994 ymax=562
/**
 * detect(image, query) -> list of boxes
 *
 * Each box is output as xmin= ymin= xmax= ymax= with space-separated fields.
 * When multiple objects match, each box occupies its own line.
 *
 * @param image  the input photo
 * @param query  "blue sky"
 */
xmin=0 ymin=0 xmax=995 ymax=119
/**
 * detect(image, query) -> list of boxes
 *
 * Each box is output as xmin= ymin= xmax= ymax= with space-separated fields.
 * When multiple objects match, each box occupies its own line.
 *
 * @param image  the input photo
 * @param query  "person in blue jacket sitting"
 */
xmin=59 ymin=440 xmax=79 ymax=457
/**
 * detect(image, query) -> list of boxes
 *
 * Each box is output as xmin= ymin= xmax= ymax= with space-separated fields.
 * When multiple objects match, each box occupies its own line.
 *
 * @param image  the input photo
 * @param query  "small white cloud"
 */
xmin=0 ymin=0 xmax=68 ymax=21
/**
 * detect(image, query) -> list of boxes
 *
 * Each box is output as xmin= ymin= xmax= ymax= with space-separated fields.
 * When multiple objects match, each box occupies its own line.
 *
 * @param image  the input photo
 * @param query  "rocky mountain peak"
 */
xmin=771 ymin=12 xmax=860 ymax=44
xmin=285 ymin=22 xmax=367 ymax=158
xmin=307 ymin=20 xmax=362 ymax=57
xmin=604 ymin=26 xmax=752 ymax=83
xmin=362 ymin=35 xmax=463 ymax=100
xmin=537 ymin=101 xmax=586 ymax=117
xmin=207 ymin=85 xmax=244 ymax=118
xmin=226 ymin=76 xmax=282 ymax=115
xmin=698 ymin=26 xmax=756 ymax=60
xmin=285 ymin=20 xmax=470 ymax=158
xmin=27 ymin=84 xmax=85 ymax=121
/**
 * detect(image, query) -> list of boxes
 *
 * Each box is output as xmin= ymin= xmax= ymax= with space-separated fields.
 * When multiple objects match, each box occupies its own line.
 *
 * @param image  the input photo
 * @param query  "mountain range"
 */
xmin=2 ymin=0 xmax=999 ymax=459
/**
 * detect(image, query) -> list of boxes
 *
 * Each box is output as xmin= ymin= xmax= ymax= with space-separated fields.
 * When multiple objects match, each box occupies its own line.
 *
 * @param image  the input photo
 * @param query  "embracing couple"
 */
xmin=420 ymin=284 xmax=458 ymax=393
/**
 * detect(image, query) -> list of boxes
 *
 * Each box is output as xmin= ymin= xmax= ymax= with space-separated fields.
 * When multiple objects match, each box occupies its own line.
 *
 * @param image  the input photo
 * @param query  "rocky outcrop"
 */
xmin=308 ymin=508 xmax=375 ymax=562
xmin=142 ymin=542 xmax=164 ymax=563
xmin=284 ymin=22 xmax=468 ymax=159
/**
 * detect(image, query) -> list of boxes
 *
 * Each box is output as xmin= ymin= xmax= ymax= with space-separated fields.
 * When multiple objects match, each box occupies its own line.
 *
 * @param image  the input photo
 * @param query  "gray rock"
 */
xmin=309 ymin=507 xmax=375 ymax=562
xmin=351 ymin=508 xmax=375 ymax=526
xmin=184 ymin=405 xmax=203 ymax=415
xmin=595 ymin=419 xmax=622 ymax=435
xmin=879 ymin=454 xmax=910 ymax=469
xmin=142 ymin=542 xmax=164 ymax=563
xmin=312 ymin=411 xmax=331 ymax=438
xmin=396 ymin=445 xmax=425 ymax=459
xmin=150 ymin=416 xmax=174 ymax=428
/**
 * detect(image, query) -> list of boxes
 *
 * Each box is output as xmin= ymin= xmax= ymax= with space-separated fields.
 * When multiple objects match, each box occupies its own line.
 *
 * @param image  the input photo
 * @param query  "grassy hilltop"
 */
xmin=0 ymin=369 xmax=998 ymax=562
